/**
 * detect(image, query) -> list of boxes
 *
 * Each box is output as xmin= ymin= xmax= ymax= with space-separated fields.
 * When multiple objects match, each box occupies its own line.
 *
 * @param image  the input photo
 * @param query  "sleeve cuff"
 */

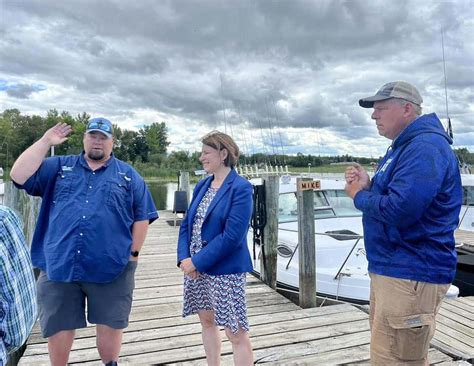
xmin=354 ymin=189 xmax=370 ymax=211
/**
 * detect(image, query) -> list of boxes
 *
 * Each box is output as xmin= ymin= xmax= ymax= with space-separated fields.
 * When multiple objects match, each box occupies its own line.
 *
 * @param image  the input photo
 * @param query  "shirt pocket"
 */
xmin=53 ymin=172 xmax=76 ymax=203
xmin=106 ymin=179 xmax=132 ymax=209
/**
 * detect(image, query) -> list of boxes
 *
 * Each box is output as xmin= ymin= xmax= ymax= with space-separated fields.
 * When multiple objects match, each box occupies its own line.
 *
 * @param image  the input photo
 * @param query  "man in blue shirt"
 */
xmin=10 ymin=118 xmax=158 ymax=366
xmin=0 ymin=205 xmax=37 ymax=366
xmin=345 ymin=82 xmax=462 ymax=364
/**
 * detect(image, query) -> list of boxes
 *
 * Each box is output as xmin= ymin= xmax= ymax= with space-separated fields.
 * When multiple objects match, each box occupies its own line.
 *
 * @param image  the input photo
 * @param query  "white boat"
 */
xmin=459 ymin=173 xmax=474 ymax=231
xmin=248 ymin=174 xmax=460 ymax=304
xmin=454 ymin=173 xmax=474 ymax=296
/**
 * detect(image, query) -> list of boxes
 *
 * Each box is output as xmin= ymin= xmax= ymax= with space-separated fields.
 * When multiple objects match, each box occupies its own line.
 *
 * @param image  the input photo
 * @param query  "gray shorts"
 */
xmin=37 ymin=261 xmax=138 ymax=338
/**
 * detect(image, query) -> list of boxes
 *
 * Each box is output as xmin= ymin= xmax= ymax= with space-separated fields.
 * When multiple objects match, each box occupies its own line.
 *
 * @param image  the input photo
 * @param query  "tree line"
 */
xmin=0 ymin=109 xmax=169 ymax=168
xmin=1 ymin=109 xmax=472 ymax=177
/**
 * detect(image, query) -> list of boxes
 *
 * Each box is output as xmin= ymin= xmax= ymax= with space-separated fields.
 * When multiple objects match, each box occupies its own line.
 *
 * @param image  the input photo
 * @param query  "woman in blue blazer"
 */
xmin=177 ymin=131 xmax=254 ymax=365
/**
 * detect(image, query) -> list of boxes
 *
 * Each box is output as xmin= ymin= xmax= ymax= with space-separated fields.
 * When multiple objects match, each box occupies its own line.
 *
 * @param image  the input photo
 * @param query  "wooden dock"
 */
xmin=432 ymin=297 xmax=474 ymax=362
xmin=19 ymin=211 xmax=472 ymax=365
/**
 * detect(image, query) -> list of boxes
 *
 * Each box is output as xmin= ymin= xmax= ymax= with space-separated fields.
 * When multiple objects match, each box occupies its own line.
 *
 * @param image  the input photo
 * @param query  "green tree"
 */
xmin=0 ymin=110 xmax=16 ymax=168
xmin=454 ymin=147 xmax=474 ymax=165
xmin=166 ymin=151 xmax=192 ymax=169
xmin=8 ymin=111 xmax=45 ymax=161
xmin=115 ymin=129 xmax=140 ymax=163
xmin=141 ymin=122 xmax=170 ymax=155
xmin=134 ymin=133 xmax=149 ymax=163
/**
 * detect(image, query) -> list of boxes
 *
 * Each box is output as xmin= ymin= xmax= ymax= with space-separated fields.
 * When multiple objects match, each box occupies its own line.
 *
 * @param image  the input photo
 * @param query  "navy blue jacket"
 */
xmin=354 ymin=113 xmax=462 ymax=284
xmin=177 ymin=169 xmax=253 ymax=275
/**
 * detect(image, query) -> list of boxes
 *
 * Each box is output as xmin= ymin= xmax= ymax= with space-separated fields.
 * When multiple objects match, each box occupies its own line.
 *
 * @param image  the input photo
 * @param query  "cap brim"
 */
xmin=87 ymin=129 xmax=113 ymax=139
xmin=359 ymin=95 xmax=392 ymax=108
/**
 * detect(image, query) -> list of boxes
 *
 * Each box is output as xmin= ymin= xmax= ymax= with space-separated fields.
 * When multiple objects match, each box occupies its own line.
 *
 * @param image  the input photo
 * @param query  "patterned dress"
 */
xmin=182 ymin=187 xmax=249 ymax=333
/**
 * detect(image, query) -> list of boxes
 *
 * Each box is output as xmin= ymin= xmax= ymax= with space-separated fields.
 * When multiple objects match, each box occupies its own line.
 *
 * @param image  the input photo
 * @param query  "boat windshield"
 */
xmin=278 ymin=189 xmax=362 ymax=222
xmin=325 ymin=190 xmax=362 ymax=217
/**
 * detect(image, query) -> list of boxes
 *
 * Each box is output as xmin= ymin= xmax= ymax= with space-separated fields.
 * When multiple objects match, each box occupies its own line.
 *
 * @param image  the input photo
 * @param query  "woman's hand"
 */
xmin=186 ymin=270 xmax=200 ymax=280
xmin=180 ymin=257 xmax=196 ymax=274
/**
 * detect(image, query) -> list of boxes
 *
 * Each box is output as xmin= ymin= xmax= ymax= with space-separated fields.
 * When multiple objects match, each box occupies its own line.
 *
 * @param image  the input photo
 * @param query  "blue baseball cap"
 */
xmin=86 ymin=118 xmax=113 ymax=139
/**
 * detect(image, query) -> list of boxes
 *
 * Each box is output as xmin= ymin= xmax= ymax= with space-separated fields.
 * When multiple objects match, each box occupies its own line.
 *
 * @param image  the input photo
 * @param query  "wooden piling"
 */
xmin=179 ymin=171 xmax=190 ymax=199
xmin=261 ymin=175 xmax=279 ymax=289
xmin=297 ymin=177 xmax=317 ymax=308
xmin=3 ymin=181 xmax=41 ymax=247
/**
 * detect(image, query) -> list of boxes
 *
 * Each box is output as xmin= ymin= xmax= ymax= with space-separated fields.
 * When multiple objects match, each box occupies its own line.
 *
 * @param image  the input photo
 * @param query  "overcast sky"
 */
xmin=1 ymin=0 xmax=473 ymax=158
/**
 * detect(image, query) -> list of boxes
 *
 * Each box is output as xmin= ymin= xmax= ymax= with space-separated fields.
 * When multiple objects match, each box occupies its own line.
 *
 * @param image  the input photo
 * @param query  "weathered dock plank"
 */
xmin=432 ymin=296 xmax=474 ymax=362
xmin=18 ymin=211 xmax=470 ymax=365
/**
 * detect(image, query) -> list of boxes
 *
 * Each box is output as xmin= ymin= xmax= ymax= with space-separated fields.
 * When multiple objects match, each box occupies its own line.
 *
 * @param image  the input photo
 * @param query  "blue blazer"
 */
xmin=177 ymin=169 xmax=253 ymax=275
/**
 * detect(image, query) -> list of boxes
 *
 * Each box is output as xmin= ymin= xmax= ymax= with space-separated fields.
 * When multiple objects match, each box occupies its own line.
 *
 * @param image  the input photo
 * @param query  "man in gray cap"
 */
xmin=345 ymin=81 xmax=462 ymax=364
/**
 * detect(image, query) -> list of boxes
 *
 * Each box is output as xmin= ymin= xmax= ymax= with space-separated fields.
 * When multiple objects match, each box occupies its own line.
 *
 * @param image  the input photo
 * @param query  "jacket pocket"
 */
xmin=387 ymin=313 xmax=434 ymax=361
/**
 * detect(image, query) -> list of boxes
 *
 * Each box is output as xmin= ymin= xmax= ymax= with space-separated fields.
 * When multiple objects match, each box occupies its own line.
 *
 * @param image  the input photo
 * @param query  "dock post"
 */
xmin=4 ymin=181 xmax=41 ymax=248
xmin=261 ymin=174 xmax=279 ymax=289
xmin=297 ymin=177 xmax=317 ymax=308
xmin=179 ymin=171 xmax=190 ymax=200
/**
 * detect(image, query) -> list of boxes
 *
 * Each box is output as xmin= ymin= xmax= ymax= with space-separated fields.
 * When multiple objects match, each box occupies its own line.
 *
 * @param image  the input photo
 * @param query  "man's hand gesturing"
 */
xmin=44 ymin=123 xmax=73 ymax=146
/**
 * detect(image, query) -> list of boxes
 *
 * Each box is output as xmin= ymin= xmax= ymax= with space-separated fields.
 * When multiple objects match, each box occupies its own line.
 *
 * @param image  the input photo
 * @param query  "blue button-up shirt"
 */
xmin=15 ymin=153 xmax=158 ymax=283
xmin=0 ymin=205 xmax=37 ymax=365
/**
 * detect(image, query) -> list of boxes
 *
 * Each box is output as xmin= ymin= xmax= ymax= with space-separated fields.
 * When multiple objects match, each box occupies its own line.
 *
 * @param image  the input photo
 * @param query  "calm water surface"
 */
xmin=146 ymin=181 xmax=195 ymax=210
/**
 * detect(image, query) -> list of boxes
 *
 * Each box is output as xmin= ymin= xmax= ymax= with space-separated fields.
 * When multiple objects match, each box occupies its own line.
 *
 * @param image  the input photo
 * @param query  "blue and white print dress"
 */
xmin=182 ymin=187 xmax=249 ymax=333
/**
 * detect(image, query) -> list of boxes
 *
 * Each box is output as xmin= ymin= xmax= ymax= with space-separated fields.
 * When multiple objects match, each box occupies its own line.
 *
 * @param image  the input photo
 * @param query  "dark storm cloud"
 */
xmin=1 ymin=0 xmax=472 ymax=155
xmin=3 ymin=83 xmax=45 ymax=99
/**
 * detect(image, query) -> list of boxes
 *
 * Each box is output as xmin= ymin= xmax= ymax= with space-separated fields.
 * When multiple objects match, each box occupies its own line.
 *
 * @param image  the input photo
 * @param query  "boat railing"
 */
xmin=238 ymin=164 xmax=289 ymax=177
xmin=279 ymin=227 xmax=364 ymax=270
xmin=333 ymin=237 xmax=363 ymax=280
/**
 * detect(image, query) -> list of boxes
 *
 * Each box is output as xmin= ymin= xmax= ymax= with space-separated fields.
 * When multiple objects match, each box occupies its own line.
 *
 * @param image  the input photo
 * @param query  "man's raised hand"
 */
xmin=44 ymin=123 xmax=73 ymax=146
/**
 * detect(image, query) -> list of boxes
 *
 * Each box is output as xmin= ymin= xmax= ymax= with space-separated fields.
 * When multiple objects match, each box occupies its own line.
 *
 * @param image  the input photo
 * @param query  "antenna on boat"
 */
xmin=264 ymin=99 xmax=277 ymax=162
xmin=219 ymin=72 xmax=228 ymax=134
xmin=236 ymin=102 xmax=246 ymax=163
xmin=271 ymin=96 xmax=287 ymax=164
xmin=441 ymin=30 xmax=453 ymax=139
xmin=238 ymin=102 xmax=256 ymax=162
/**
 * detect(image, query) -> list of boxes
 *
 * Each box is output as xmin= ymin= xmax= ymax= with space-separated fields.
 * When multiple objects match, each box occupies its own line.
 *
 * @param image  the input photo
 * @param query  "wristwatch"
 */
xmin=130 ymin=250 xmax=140 ymax=257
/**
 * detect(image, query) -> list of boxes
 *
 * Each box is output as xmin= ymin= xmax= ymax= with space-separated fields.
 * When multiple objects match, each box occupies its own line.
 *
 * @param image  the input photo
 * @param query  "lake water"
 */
xmin=147 ymin=181 xmax=195 ymax=210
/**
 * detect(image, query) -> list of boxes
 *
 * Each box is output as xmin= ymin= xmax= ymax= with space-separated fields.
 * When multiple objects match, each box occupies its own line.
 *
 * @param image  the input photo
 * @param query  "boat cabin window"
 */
xmin=278 ymin=189 xmax=361 ymax=222
xmin=278 ymin=193 xmax=300 ymax=222
xmin=313 ymin=191 xmax=334 ymax=218
xmin=463 ymin=186 xmax=474 ymax=206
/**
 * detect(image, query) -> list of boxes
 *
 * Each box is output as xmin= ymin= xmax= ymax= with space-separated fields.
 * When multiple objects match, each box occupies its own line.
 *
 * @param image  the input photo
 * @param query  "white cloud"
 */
xmin=0 ymin=0 xmax=472 ymax=156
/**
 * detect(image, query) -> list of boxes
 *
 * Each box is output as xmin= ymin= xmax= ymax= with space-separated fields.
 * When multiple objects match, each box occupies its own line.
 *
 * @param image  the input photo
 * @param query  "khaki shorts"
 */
xmin=369 ymin=273 xmax=449 ymax=365
xmin=37 ymin=261 xmax=137 ymax=338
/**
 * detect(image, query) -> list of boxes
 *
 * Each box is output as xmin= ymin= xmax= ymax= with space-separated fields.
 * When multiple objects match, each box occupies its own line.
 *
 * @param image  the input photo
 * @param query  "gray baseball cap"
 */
xmin=359 ymin=81 xmax=423 ymax=108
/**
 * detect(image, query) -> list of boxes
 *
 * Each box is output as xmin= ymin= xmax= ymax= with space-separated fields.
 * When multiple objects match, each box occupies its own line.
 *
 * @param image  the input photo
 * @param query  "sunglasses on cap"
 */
xmin=87 ymin=120 xmax=113 ymax=133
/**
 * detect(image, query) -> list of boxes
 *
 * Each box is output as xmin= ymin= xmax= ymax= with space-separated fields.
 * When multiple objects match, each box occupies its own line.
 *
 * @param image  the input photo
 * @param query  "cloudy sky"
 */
xmin=1 ymin=0 xmax=473 ymax=158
